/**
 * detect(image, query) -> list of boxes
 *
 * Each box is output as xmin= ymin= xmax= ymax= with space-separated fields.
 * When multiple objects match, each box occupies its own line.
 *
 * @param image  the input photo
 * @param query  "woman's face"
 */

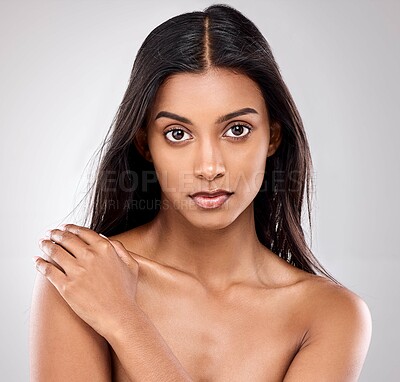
xmin=144 ymin=68 xmax=279 ymax=230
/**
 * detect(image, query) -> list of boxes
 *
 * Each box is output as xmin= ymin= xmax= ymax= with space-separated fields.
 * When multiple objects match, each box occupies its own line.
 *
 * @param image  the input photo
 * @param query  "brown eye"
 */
xmin=164 ymin=128 xmax=191 ymax=143
xmin=171 ymin=130 xmax=184 ymax=140
xmin=231 ymin=125 xmax=244 ymax=136
xmin=224 ymin=124 xmax=252 ymax=139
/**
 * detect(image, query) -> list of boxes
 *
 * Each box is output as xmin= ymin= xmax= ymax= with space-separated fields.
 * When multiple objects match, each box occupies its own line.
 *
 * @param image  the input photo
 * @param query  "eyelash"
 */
xmin=163 ymin=123 xmax=253 ymax=144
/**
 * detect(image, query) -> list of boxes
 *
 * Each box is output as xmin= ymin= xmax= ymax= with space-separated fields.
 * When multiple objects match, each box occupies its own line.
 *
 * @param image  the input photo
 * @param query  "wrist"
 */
xmin=101 ymin=303 xmax=193 ymax=381
xmin=103 ymin=302 xmax=144 ymax=344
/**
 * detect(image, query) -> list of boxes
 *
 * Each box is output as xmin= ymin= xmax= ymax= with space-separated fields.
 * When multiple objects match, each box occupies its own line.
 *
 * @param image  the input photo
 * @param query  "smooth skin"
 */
xmin=30 ymin=68 xmax=372 ymax=381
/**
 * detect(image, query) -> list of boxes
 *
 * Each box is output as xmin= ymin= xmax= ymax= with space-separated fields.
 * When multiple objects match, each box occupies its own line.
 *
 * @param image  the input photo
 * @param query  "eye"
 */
xmin=224 ymin=123 xmax=252 ymax=140
xmin=164 ymin=128 xmax=192 ymax=143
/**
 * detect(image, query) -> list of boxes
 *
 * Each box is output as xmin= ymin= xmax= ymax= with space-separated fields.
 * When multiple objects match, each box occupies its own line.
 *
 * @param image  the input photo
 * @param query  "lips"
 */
xmin=189 ymin=190 xmax=233 ymax=209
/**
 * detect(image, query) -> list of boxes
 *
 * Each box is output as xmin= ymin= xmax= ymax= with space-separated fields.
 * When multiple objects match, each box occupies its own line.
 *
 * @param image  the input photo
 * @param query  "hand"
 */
xmin=33 ymin=224 xmax=140 ymax=339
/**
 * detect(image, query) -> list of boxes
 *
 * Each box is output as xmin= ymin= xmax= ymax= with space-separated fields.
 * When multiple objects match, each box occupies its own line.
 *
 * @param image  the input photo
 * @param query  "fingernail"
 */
xmin=32 ymin=256 xmax=39 ymax=264
xmin=99 ymin=233 xmax=109 ymax=240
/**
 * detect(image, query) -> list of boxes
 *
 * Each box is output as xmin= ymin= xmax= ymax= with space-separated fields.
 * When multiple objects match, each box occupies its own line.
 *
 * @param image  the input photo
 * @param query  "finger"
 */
xmin=60 ymin=224 xmax=104 ymax=246
xmin=33 ymin=255 xmax=68 ymax=289
xmin=99 ymin=234 xmax=129 ymax=262
xmin=99 ymin=234 xmax=128 ymax=256
xmin=109 ymin=240 xmax=139 ymax=271
xmin=46 ymin=229 xmax=88 ymax=261
xmin=39 ymin=237 xmax=76 ymax=274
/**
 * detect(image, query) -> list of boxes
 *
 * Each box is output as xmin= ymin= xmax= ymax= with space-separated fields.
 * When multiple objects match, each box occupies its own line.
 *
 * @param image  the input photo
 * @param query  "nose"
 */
xmin=193 ymin=139 xmax=226 ymax=181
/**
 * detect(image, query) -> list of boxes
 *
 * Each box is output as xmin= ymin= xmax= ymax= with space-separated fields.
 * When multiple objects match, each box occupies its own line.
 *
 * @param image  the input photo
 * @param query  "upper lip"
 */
xmin=190 ymin=189 xmax=233 ymax=198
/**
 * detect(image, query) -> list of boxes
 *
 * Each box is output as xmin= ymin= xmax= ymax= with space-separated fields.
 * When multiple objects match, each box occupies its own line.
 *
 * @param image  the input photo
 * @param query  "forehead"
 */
xmin=149 ymin=68 xmax=268 ymax=120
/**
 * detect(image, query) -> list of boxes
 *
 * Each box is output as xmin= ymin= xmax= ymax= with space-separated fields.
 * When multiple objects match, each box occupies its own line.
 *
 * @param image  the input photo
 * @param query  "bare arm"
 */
xmin=31 ymin=266 xmax=193 ymax=382
xmin=30 ymin=265 xmax=112 ymax=380
xmin=102 ymin=290 xmax=193 ymax=381
xmin=32 ymin=228 xmax=193 ymax=382
xmin=283 ymin=284 xmax=372 ymax=381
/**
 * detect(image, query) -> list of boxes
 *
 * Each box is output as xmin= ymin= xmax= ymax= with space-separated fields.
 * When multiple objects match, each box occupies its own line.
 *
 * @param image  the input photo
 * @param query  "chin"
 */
xmin=191 ymin=221 xmax=233 ymax=231
xmin=183 ymin=211 xmax=239 ymax=231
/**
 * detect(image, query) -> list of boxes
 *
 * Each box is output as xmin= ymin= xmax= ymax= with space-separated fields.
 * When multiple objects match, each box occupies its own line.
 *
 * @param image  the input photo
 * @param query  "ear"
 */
xmin=133 ymin=128 xmax=153 ymax=163
xmin=267 ymin=121 xmax=282 ymax=158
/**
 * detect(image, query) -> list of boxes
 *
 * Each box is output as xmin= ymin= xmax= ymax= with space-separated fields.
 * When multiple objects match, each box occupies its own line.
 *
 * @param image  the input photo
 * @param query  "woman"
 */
xmin=30 ymin=4 xmax=372 ymax=381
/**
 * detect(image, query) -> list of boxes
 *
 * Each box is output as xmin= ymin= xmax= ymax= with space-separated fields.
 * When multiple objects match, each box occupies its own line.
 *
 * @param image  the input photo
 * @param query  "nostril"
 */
xmin=196 ymin=170 xmax=225 ymax=181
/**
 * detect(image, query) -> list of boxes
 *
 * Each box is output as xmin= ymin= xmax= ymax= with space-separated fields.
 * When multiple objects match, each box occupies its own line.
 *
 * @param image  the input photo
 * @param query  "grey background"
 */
xmin=1 ymin=0 xmax=398 ymax=380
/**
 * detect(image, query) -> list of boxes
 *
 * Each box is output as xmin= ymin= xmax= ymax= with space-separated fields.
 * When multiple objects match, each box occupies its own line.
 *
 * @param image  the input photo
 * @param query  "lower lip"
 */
xmin=190 ymin=194 xmax=232 ymax=209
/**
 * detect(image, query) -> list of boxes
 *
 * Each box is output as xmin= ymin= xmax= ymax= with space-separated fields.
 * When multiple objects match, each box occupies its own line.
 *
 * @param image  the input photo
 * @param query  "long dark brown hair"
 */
xmin=77 ymin=4 xmax=340 ymax=285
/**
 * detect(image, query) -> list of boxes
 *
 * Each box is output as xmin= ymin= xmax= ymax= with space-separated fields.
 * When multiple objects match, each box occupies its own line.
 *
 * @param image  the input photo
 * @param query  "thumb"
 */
xmin=99 ymin=234 xmax=139 ymax=270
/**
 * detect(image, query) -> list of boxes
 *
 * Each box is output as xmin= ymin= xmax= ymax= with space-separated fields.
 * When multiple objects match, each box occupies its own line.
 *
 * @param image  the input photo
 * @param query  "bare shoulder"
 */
xmin=30 ymin=257 xmax=111 ymax=380
xmin=264 ymin=249 xmax=372 ymax=325
xmin=301 ymin=274 xmax=372 ymax=329
xmin=287 ymin=267 xmax=372 ymax=341
xmin=283 ymin=271 xmax=372 ymax=381
xmin=261 ymin=251 xmax=373 ymax=380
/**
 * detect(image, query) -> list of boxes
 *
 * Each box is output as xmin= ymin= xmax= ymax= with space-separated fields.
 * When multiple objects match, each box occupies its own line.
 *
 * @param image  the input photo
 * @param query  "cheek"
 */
xmin=153 ymin=160 xmax=182 ymax=193
xmin=228 ymin=146 xmax=267 ymax=193
xmin=149 ymin=147 xmax=192 ymax=194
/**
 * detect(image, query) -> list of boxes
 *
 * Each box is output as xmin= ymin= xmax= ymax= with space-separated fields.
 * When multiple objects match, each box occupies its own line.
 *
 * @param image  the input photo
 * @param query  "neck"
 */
xmin=142 ymin=201 xmax=266 ymax=291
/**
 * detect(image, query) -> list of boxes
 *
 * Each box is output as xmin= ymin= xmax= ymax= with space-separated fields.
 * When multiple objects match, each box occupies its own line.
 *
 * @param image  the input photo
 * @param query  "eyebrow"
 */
xmin=154 ymin=107 xmax=259 ymax=125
